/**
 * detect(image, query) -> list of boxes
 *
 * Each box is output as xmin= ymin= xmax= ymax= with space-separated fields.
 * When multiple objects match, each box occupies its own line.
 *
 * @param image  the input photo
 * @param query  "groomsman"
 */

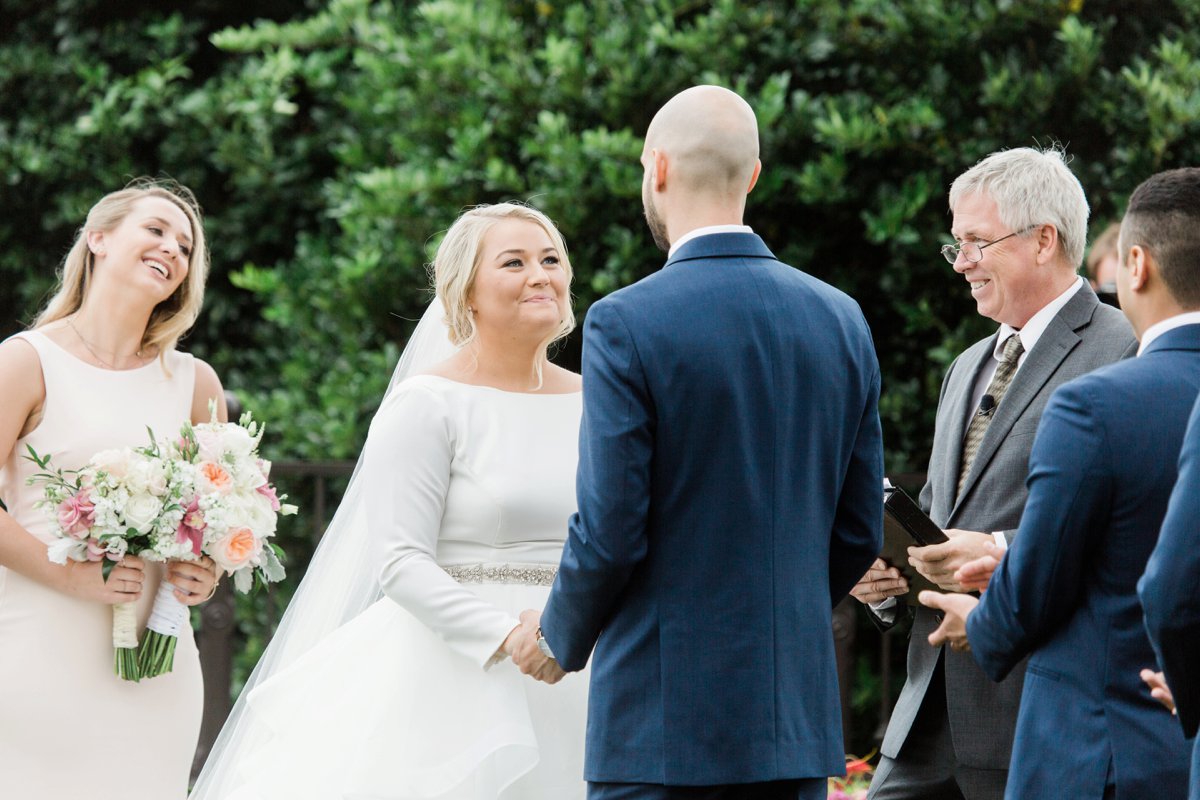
xmin=851 ymin=147 xmax=1135 ymax=800
xmin=1140 ymin=393 xmax=1200 ymax=800
xmin=923 ymin=167 xmax=1200 ymax=799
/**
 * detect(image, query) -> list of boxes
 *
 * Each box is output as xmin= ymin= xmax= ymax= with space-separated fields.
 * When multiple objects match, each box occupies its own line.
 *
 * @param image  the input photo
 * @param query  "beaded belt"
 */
xmin=443 ymin=562 xmax=558 ymax=586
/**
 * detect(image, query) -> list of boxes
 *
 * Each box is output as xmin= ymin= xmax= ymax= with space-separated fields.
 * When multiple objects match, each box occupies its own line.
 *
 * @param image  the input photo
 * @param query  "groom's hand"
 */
xmin=511 ymin=609 xmax=566 ymax=684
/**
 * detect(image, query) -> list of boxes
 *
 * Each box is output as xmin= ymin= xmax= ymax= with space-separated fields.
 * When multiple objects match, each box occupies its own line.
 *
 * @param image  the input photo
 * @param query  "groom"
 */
xmin=513 ymin=85 xmax=884 ymax=799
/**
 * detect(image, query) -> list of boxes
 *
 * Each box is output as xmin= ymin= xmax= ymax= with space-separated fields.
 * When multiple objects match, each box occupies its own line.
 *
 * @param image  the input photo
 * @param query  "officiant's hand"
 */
xmin=850 ymin=559 xmax=909 ymax=604
xmin=919 ymin=590 xmax=978 ymax=652
xmin=510 ymin=609 xmax=566 ymax=684
xmin=909 ymin=529 xmax=992 ymax=591
xmin=954 ymin=542 xmax=1006 ymax=592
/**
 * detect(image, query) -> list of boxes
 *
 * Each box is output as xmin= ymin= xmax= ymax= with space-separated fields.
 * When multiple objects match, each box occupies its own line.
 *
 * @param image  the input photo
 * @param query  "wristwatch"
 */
xmin=535 ymin=626 xmax=555 ymax=659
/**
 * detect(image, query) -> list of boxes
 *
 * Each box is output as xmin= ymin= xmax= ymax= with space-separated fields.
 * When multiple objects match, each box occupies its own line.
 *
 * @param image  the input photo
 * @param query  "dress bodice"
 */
xmin=0 ymin=330 xmax=196 ymax=544
xmin=364 ymin=374 xmax=581 ymax=666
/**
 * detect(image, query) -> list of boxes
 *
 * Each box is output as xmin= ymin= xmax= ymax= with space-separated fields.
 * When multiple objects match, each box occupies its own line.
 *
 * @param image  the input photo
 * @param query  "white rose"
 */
xmin=234 ymin=462 xmax=268 ymax=492
xmin=122 ymin=493 xmax=162 ymax=534
xmin=221 ymin=493 xmax=258 ymax=532
xmin=91 ymin=448 xmax=133 ymax=480
xmin=248 ymin=493 xmax=278 ymax=536
xmin=126 ymin=456 xmax=169 ymax=496
xmin=195 ymin=424 xmax=256 ymax=462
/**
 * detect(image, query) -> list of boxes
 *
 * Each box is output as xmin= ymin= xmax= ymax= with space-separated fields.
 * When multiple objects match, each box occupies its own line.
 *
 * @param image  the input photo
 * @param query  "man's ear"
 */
xmin=652 ymin=149 xmax=668 ymax=192
xmin=746 ymin=159 xmax=762 ymax=195
xmin=1033 ymin=224 xmax=1060 ymax=266
xmin=1126 ymin=244 xmax=1150 ymax=292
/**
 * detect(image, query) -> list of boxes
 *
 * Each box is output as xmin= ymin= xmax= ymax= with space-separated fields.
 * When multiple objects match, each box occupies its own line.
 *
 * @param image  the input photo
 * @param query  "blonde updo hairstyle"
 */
xmin=434 ymin=202 xmax=576 ymax=353
xmin=33 ymin=178 xmax=209 ymax=363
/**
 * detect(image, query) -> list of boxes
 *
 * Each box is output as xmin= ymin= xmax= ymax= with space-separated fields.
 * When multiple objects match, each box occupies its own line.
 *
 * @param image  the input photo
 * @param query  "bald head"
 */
xmin=644 ymin=85 xmax=760 ymax=199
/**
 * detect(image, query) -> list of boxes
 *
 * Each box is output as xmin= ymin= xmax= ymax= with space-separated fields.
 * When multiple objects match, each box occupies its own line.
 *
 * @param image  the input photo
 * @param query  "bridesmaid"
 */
xmin=0 ymin=180 xmax=222 ymax=798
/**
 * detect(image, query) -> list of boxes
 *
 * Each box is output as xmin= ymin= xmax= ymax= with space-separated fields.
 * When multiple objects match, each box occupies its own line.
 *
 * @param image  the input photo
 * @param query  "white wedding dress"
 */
xmin=206 ymin=374 xmax=588 ymax=799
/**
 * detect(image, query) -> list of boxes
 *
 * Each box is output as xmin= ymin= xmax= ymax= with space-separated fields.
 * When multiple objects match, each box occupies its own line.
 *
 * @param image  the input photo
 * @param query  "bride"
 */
xmin=191 ymin=203 xmax=588 ymax=799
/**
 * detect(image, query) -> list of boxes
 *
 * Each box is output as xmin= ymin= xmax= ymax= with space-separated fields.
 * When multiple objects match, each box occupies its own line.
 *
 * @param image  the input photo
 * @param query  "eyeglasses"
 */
xmin=940 ymin=226 xmax=1037 ymax=265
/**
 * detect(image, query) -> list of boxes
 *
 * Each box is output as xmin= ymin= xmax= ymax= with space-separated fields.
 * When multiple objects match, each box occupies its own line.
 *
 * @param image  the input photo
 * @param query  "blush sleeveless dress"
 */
xmin=0 ymin=329 xmax=204 ymax=799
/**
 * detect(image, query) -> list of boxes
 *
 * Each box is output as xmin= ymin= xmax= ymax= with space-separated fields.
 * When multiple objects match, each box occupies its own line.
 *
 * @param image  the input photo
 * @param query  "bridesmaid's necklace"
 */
xmin=66 ymin=317 xmax=146 ymax=370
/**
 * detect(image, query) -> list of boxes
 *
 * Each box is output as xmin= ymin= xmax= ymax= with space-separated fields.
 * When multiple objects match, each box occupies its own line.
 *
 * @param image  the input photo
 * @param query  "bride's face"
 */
xmin=468 ymin=219 xmax=568 ymax=342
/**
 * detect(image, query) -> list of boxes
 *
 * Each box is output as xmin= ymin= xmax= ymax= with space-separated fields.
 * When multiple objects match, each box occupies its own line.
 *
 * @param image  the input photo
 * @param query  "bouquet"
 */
xmin=26 ymin=407 xmax=294 ymax=681
xmin=827 ymin=753 xmax=874 ymax=800
xmin=26 ymin=439 xmax=199 ymax=680
xmin=137 ymin=410 xmax=294 ymax=678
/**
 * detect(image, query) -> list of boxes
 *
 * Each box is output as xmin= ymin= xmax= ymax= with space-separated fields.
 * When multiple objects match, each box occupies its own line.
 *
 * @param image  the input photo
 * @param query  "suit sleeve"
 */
xmin=828 ymin=361 xmax=885 ymax=606
xmin=540 ymin=300 xmax=654 ymax=672
xmin=966 ymin=378 xmax=1111 ymax=682
xmin=368 ymin=384 xmax=520 ymax=669
xmin=1139 ymin=396 xmax=1200 ymax=738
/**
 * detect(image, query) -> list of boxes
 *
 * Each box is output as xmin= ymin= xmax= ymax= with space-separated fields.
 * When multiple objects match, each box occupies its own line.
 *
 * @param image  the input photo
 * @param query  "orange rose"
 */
xmin=211 ymin=527 xmax=261 ymax=572
xmin=198 ymin=461 xmax=234 ymax=495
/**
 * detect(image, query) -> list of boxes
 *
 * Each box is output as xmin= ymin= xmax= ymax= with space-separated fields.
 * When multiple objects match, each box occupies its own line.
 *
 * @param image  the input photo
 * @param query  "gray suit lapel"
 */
xmin=951 ymin=289 xmax=1097 ymax=515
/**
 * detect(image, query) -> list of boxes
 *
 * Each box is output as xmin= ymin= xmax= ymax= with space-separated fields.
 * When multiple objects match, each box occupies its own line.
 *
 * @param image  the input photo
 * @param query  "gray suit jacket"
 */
xmin=878 ymin=286 xmax=1136 ymax=771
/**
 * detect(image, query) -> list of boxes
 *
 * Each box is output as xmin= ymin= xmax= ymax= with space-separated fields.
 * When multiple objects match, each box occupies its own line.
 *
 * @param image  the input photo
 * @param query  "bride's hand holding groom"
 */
xmin=508 ymin=608 xmax=566 ymax=684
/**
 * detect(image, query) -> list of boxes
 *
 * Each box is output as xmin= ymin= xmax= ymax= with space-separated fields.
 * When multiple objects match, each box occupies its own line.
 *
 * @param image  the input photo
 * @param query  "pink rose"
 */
xmin=255 ymin=483 xmax=281 ymax=512
xmin=57 ymin=491 xmax=95 ymax=538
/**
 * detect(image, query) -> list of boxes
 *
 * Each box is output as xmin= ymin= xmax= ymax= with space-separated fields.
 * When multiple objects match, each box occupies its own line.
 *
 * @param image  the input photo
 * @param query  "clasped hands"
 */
xmin=504 ymin=609 xmax=566 ymax=684
xmin=916 ymin=530 xmax=1004 ymax=652
xmin=851 ymin=529 xmax=1006 ymax=653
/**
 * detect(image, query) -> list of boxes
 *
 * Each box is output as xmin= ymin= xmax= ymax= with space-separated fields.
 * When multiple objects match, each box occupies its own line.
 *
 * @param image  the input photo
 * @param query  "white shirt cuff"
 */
xmin=869 ymin=596 xmax=898 ymax=624
xmin=992 ymin=531 xmax=1009 ymax=549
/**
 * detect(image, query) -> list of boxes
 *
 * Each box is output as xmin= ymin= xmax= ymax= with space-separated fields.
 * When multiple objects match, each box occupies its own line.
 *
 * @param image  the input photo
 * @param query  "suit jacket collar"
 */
xmin=663 ymin=232 xmax=776 ymax=267
xmin=950 ymin=286 xmax=1103 ymax=517
xmin=1140 ymin=322 xmax=1200 ymax=356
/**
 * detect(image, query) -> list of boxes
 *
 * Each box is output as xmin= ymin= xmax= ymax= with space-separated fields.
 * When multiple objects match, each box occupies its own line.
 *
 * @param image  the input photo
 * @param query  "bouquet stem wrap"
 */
xmin=138 ymin=581 xmax=187 ymax=679
xmin=112 ymin=601 xmax=140 ymax=681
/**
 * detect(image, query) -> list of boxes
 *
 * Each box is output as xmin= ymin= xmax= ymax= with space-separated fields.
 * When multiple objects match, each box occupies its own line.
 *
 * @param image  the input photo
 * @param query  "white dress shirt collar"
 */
xmin=994 ymin=276 xmax=1085 ymax=359
xmin=1138 ymin=311 xmax=1200 ymax=355
xmin=668 ymin=224 xmax=753 ymax=257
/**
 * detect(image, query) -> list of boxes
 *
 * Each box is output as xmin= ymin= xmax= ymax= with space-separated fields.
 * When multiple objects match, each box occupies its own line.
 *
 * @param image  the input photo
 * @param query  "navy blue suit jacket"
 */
xmin=540 ymin=232 xmax=884 ymax=785
xmin=966 ymin=324 xmax=1200 ymax=799
xmin=1140 ymin=391 xmax=1200 ymax=799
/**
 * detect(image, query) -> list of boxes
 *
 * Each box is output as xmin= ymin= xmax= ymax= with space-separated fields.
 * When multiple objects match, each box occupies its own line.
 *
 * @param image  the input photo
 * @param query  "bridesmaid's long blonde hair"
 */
xmin=34 ymin=178 xmax=209 ymax=361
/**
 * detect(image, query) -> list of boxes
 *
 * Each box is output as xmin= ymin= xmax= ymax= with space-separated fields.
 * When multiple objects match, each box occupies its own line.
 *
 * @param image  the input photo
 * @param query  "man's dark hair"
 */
xmin=1122 ymin=167 xmax=1200 ymax=307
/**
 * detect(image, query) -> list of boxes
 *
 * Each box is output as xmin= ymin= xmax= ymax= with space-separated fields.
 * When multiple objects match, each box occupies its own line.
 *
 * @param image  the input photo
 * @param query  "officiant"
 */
xmin=850 ymin=147 xmax=1135 ymax=800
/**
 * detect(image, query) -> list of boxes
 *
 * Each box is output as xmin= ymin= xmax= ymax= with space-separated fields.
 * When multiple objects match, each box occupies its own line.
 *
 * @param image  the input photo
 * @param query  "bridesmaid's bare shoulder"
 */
xmin=0 ymin=335 xmax=47 ymax=447
xmin=192 ymin=357 xmax=228 ymax=423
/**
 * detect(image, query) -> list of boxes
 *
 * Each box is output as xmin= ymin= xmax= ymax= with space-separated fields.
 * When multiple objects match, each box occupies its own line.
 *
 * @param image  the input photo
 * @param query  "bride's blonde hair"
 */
xmin=33 ymin=178 xmax=209 ymax=363
xmin=433 ymin=202 xmax=576 ymax=354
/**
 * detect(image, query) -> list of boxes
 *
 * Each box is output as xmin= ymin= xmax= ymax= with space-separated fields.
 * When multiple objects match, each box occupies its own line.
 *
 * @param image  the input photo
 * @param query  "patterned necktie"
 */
xmin=957 ymin=334 xmax=1025 ymax=497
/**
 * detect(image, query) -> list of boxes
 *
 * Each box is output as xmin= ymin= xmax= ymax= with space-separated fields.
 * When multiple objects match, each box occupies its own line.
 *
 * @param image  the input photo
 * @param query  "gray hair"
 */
xmin=949 ymin=147 xmax=1089 ymax=268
